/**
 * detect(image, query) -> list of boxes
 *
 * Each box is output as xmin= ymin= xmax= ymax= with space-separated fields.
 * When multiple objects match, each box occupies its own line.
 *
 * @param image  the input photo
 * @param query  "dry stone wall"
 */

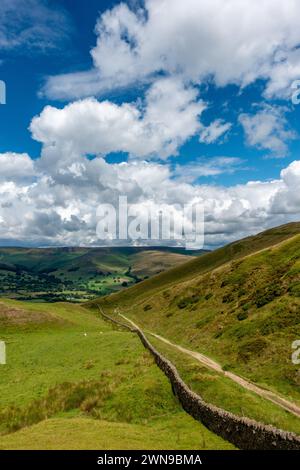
xmin=98 ymin=306 xmax=300 ymax=450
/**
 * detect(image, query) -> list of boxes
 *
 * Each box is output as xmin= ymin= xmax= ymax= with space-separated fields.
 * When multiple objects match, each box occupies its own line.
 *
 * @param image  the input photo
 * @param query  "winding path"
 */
xmin=119 ymin=313 xmax=300 ymax=419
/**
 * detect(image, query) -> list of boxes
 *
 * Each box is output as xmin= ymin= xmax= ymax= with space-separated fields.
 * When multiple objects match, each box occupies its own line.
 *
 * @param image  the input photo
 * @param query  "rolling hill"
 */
xmin=92 ymin=222 xmax=300 ymax=432
xmin=0 ymin=246 xmax=205 ymax=302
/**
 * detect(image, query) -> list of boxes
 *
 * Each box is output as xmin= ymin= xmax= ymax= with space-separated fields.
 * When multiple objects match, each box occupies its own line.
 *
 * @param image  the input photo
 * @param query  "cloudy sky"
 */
xmin=1 ymin=0 xmax=300 ymax=248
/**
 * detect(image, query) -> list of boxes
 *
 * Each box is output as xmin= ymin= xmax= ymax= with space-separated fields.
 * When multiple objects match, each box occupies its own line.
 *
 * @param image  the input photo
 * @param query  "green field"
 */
xmin=0 ymin=298 xmax=233 ymax=450
xmin=0 ymin=246 xmax=203 ymax=302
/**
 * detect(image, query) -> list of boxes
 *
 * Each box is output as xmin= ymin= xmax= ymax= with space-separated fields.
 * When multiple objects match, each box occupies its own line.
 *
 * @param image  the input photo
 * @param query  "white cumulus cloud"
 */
xmin=239 ymin=106 xmax=296 ymax=157
xmin=32 ymin=78 xmax=206 ymax=161
xmin=0 ymin=141 xmax=300 ymax=248
xmin=43 ymin=0 xmax=300 ymax=100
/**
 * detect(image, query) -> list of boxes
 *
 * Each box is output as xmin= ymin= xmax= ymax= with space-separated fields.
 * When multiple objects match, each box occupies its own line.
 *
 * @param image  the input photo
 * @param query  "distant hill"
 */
xmin=94 ymin=222 xmax=300 ymax=405
xmin=0 ymin=246 xmax=206 ymax=302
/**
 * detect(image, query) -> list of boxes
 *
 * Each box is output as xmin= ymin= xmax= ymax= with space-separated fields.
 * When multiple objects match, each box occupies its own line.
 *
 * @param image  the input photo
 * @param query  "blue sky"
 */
xmin=1 ymin=0 xmax=300 ymax=184
xmin=0 ymin=0 xmax=110 ymax=158
xmin=1 ymin=0 xmax=300 ymax=247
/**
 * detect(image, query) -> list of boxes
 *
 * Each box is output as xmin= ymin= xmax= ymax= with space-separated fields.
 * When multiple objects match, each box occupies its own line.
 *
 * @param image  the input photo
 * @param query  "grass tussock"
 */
xmin=0 ymin=378 xmax=116 ymax=434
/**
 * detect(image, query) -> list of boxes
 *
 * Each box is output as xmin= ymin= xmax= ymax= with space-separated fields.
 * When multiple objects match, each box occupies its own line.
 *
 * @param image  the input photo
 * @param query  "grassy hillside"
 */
xmin=94 ymin=223 xmax=300 ymax=431
xmin=148 ymin=335 xmax=300 ymax=435
xmin=0 ymin=246 xmax=203 ymax=302
xmin=0 ymin=416 xmax=224 ymax=450
xmin=0 ymin=298 xmax=233 ymax=450
xmin=96 ymin=222 xmax=300 ymax=309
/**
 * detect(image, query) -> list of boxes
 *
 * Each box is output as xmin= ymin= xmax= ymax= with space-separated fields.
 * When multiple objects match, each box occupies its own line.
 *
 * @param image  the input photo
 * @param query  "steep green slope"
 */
xmin=95 ymin=222 xmax=300 ymax=310
xmin=0 ymin=298 xmax=232 ymax=450
xmin=94 ymin=223 xmax=300 ymax=417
